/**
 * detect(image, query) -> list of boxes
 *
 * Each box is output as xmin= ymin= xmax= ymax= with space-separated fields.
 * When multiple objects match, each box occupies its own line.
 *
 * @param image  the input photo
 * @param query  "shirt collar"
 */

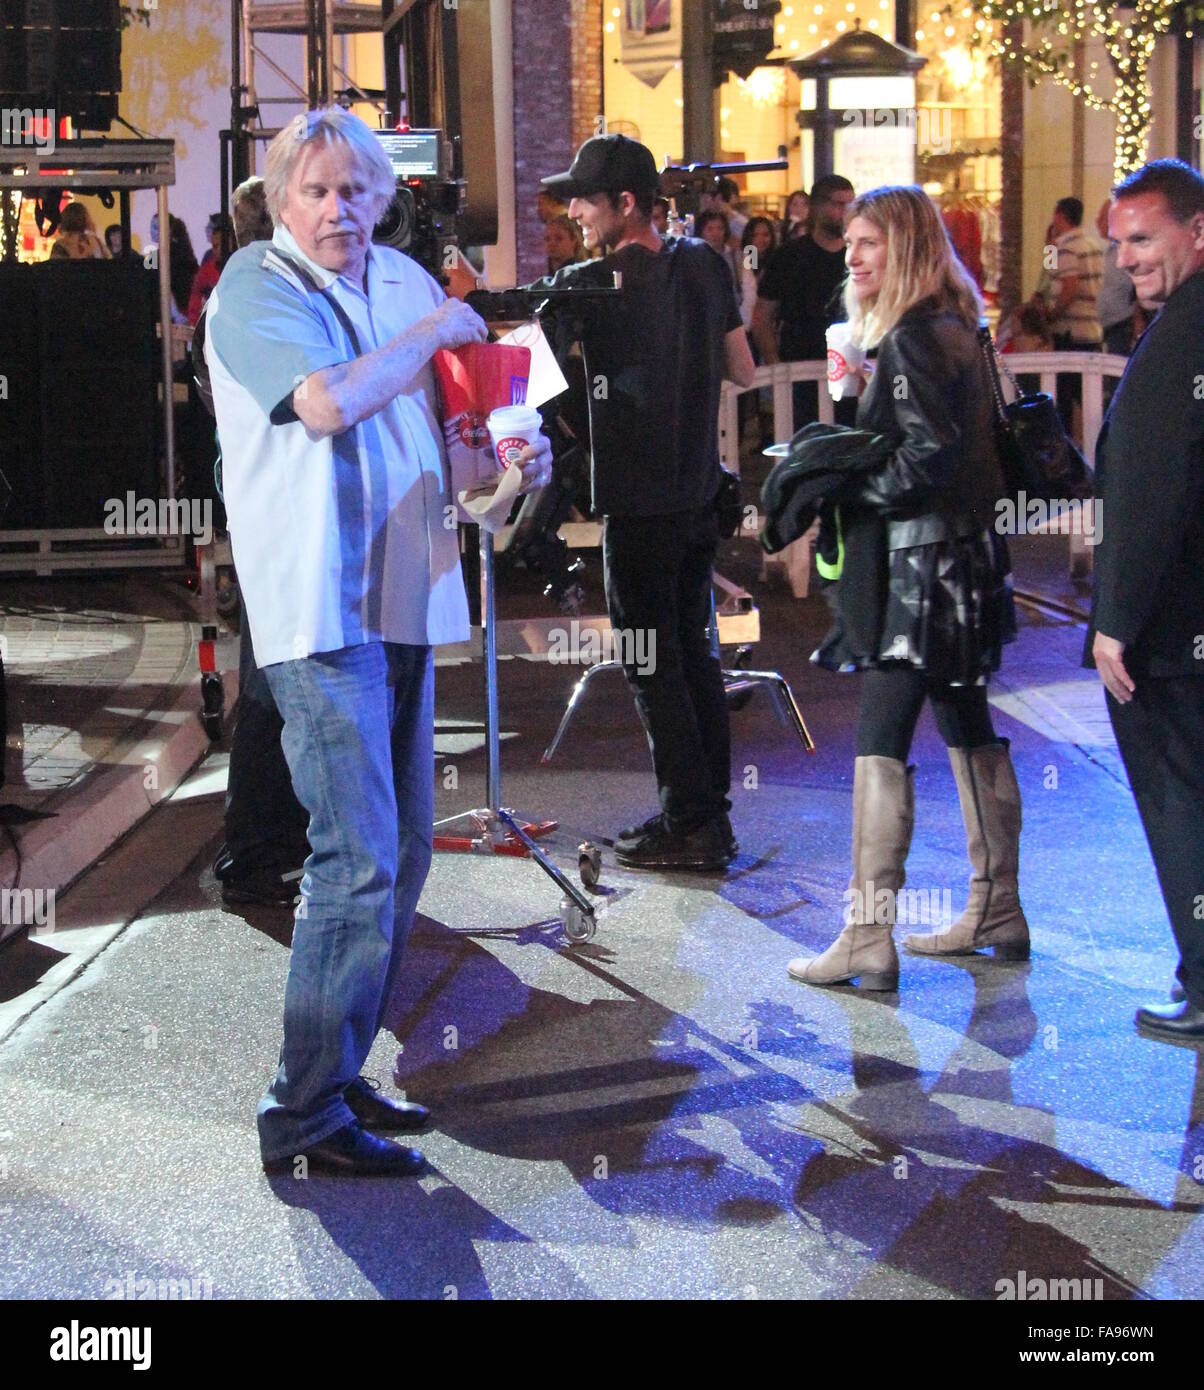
xmin=271 ymin=224 xmax=409 ymax=296
xmin=272 ymin=222 xmax=370 ymax=292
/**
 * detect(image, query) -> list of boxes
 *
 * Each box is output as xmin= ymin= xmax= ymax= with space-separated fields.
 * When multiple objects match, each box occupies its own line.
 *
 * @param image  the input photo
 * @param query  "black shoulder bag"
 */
xmin=977 ymin=325 xmax=1091 ymax=502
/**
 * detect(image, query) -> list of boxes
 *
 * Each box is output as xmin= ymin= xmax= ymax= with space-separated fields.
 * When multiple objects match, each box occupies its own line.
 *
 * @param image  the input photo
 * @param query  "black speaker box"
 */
xmin=0 ymin=260 xmax=160 ymax=530
xmin=0 ymin=0 xmax=123 ymax=114
xmin=0 ymin=265 xmax=42 ymax=526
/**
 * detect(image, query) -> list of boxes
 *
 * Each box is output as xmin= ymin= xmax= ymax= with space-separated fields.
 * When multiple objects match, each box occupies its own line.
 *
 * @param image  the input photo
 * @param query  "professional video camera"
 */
xmin=372 ymin=127 xmax=465 ymax=280
xmin=658 ymin=147 xmax=789 ymax=218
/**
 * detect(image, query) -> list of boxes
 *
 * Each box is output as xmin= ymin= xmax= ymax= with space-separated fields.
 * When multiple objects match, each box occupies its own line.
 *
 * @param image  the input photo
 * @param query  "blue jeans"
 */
xmin=257 ymin=642 xmax=434 ymax=1162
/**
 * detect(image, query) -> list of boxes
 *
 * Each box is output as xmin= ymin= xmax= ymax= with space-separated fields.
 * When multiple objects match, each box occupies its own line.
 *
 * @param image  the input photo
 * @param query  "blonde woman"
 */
xmin=788 ymin=185 xmax=1028 ymax=991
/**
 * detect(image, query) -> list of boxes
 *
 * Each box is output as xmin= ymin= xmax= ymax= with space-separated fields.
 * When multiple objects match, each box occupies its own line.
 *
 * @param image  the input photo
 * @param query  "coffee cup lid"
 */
xmin=488 ymin=405 xmax=540 ymax=428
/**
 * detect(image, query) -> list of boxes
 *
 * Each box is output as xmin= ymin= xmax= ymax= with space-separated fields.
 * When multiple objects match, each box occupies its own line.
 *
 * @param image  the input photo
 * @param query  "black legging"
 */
xmin=855 ymin=667 xmax=998 ymax=762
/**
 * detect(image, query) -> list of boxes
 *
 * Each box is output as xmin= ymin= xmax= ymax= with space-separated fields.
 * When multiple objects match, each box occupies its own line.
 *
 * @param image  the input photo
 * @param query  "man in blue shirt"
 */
xmin=207 ymin=108 xmax=553 ymax=1177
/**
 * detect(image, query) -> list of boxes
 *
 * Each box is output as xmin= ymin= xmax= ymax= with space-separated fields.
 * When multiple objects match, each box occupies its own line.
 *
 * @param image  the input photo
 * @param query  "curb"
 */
xmin=0 ymin=673 xmax=232 ymax=946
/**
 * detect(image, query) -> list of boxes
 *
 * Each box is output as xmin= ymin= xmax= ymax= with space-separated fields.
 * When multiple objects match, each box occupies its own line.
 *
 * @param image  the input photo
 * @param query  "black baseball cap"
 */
xmin=541 ymin=134 xmax=660 ymax=201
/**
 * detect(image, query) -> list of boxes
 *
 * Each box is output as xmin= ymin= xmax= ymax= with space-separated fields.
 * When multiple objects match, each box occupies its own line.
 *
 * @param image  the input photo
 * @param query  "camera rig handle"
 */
xmin=658 ymin=148 xmax=789 ymax=216
xmin=468 ymin=274 xmax=623 ymax=327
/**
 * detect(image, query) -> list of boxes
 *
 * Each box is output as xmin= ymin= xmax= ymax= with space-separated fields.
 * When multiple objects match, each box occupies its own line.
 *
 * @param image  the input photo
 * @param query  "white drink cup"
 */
xmin=826 ymin=322 xmax=866 ymax=400
xmin=486 ymin=404 xmax=542 ymax=472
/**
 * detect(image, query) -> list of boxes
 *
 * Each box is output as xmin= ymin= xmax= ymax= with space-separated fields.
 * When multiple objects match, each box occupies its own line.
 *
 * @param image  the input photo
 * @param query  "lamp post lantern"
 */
xmin=791 ymin=20 xmax=927 ymax=189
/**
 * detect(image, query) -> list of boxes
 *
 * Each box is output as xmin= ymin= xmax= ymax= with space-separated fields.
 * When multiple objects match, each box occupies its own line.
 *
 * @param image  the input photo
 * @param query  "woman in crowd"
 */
xmin=738 ymin=215 xmax=778 ymax=442
xmin=545 ymin=212 xmax=587 ymax=273
xmin=780 ymin=188 xmax=810 ymax=242
xmin=696 ymin=208 xmax=740 ymax=291
xmin=788 ymin=185 xmax=1028 ymax=991
xmin=50 ymin=202 xmax=108 ymax=259
xmin=149 ymin=212 xmax=199 ymax=324
xmin=739 ymin=214 xmax=778 ymax=331
xmin=188 ymin=212 xmax=235 ymax=325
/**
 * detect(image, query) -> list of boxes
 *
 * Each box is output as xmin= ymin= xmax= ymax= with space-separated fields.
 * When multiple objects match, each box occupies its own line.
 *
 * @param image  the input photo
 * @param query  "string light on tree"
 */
xmin=968 ymin=0 xmax=1195 ymax=177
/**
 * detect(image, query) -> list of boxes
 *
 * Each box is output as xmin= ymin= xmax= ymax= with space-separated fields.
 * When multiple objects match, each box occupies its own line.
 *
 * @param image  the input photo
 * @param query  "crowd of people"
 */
xmin=188 ymin=108 xmax=1202 ymax=1180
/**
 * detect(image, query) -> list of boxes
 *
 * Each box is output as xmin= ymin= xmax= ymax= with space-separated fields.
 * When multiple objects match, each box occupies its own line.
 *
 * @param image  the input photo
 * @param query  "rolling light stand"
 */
xmin=542 ymin=585 xmax=817 ymax=763
xmin=433 ymin=525 xmax=602 ymax=945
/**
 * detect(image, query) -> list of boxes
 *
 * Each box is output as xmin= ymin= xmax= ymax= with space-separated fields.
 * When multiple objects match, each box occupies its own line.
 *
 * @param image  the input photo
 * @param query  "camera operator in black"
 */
xmin=475 ymin=135 xmax=756 ymax=868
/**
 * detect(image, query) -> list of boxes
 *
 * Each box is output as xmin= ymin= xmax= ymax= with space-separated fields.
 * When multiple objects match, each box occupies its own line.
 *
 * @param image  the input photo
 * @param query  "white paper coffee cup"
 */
xmin=826 ymin=322 xmax=866 ymax=401
xmin=486 ymin=405 xmax=542 ymax=472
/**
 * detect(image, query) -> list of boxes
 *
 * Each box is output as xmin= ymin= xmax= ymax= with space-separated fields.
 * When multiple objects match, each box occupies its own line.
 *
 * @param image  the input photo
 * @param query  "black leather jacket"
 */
xmin=854 ymin=300 xmax=1004 ymax=548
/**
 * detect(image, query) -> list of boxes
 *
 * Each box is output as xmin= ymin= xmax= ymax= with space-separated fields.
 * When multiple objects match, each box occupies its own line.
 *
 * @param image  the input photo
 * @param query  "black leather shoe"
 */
xmin=617 ymin=812 xmax=737 ymax=858
xmin=1170 ymin=981 xmax=1187 ymax=1003
xmin=617 ymin=812 xmax=664 ymax=843
xmin=615 ymin=816 xmax=733 ymax=871
xmin=1135 ymin=1000 xmax=1204 ymax=1044
xmin=262 ymin=1121 xmax=425 ymax=1177
xmin=221 ymin=876 xmax=299 ymax=908
xmin=345 ymin=1076 xmax=431 ymax=1133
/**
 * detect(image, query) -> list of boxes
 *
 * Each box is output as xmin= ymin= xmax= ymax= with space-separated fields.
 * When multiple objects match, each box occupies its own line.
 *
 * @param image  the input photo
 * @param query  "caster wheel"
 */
xmin=200 ymin=711 xmax=223 ymax=742
xmin=577 ymin=841 xmax=602 ymax=890
xmin=560 ymin=898 xmax=596 ymax=944
xmin=215 ymin=570 xmax=240 ymax=620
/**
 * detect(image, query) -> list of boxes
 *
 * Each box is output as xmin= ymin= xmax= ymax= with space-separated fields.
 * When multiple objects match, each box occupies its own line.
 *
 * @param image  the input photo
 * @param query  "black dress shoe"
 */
xmin=617 ymin=812 xmax=737 ymax=857
xmin=220 ymin=873 xmax=300 ymax=908
xmin=617 ymin=812 xmax=665 ymax=842
xmin=262 ymin=1122 xmax=425 ymax=1177
xmin=345 ymin=1076 xmax=431 ymax=1133
xmin=615 ymin=815 xmax=734 ymax=871
xmin=1135 ymin=999 xmax=1204 ymax=1044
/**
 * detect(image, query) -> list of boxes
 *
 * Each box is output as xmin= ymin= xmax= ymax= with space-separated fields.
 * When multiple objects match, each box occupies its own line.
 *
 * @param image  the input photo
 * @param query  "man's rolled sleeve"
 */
xmin=206 ymin=252 xmax=347 ymax=425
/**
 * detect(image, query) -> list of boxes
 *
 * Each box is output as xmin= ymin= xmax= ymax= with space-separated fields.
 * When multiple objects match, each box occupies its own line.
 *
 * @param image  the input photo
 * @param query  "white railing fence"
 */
xmin=720 ymin=352 xmax=1128 ymax=597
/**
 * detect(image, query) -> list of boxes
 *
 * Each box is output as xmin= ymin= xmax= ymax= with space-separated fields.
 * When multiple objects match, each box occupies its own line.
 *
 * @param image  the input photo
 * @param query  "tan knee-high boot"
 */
xmin=904 ymin=740 xmax=1030 ymax=960
xmin=788 ymin=756 xmax=914 ymax=991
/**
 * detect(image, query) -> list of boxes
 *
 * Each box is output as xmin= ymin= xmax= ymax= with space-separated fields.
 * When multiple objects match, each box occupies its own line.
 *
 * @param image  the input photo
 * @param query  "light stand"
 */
xmin=433 ymin=525 xmax=601 ymax=944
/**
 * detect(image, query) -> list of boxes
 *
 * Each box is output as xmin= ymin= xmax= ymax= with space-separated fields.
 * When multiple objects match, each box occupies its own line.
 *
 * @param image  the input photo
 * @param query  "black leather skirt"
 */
xmin=814 ymin=526 xmax=1016 ymax=686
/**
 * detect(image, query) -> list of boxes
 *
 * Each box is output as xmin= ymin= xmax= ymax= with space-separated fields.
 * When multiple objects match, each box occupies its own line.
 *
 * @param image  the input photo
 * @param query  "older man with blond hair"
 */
xmin=206 ymin=107 xmax=553 ymax=1177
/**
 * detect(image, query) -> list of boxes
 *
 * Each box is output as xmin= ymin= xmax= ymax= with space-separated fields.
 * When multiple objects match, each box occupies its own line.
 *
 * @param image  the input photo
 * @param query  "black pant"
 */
xmin=1107 ymin=676 xmax=1204 ymax=1009
xmin=219 ymin=600 xmax=310 ymax=878
xmin=602 ymin=505 xmax=730 ymax=828
xmin=855 ymin=667 xmax=999 ymax=762
xmin=1102 ymin=319 xmax=1132 ymax=357
xmin=1053 ymin=335 xmax=1099 ymax=435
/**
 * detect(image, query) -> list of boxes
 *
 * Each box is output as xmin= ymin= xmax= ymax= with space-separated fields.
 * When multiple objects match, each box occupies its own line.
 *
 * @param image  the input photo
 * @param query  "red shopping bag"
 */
xmin=434 ymin=342 xmax=532 ymax=518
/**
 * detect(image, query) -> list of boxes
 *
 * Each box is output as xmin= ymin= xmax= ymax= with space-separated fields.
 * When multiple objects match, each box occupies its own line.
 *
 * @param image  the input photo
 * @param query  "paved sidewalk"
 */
xmin=0 ymin=575 xmax=235 ymax=951
xmin=2 ymin=533 xmax=1197 ymax=1303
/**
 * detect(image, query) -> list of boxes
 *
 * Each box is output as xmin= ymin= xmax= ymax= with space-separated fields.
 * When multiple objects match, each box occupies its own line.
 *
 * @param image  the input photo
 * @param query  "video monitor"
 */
xmin=374 ymin=129 xmax=442 ymax=180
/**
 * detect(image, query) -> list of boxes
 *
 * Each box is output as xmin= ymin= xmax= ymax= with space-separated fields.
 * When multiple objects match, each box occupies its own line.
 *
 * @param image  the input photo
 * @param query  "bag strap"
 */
xmin=977 ymin=322 xmax=1013 ymax=422
xmin=271 ymin=249 xmax=366 ymax=357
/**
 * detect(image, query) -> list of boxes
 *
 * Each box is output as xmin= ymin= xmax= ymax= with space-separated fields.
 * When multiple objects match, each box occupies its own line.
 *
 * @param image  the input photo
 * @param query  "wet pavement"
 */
xmin=0 ymin=533 xmax=1200 ymax=1300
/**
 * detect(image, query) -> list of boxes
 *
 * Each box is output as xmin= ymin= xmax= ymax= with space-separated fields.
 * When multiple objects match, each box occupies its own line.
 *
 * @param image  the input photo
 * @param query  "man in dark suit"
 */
xmin=1087 ymin=159 xmax=1204 ymax=1043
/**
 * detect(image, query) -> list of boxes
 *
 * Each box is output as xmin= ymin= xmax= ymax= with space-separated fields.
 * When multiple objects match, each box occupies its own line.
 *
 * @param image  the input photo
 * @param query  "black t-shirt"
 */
xmin=757 ymin=234 xmax=848 ymax=362
xmin=518 ymin=237 xmax=742 ymax=518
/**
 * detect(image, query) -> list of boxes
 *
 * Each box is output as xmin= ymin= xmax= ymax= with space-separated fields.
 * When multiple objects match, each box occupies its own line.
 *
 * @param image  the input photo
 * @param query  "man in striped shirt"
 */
xmin=1047 ymin=196 xmax=1103 ymax=433
xmin=1049 ymin=196 xmax=1104 ymax=347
